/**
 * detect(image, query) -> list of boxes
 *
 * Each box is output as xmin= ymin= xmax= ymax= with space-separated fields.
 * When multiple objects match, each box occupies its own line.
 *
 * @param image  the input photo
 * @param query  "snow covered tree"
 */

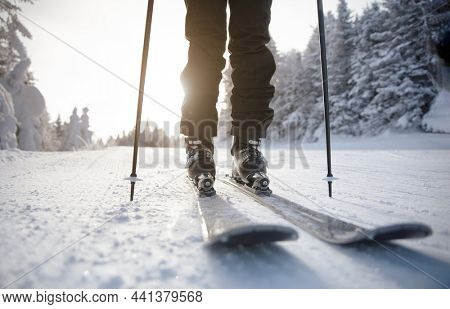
xmin=0 ymin=0 xmax=50 ymax=151
xmin=268 ymin=50 xmax=303 ymax=140
xmin=347 ymin=2 xmax=389 ymax=135
xmin=285 ymin=26 xmax=325 ymax=142
xmin=327 ymin=1 xmax=358 ymax=135
xmin=1 ymin=56 xmax=46 ymax=150
xmin=39 ymin=110 xmax=56 ymax=151
xmin=267 ymin=35 xmax=282 ymax=74
xmin=0 ymin=82 xmax=17 ymax=148
xmin=0 ymin=1 xmax=34 ymax=78
xmin=63 ymin=108 xmax=83 ymax=150
xmin=54 ymin=114 xmax=63 ymax=138
xmin=265 ymin=0 xmax=444 ymax=140
xmin=267 ymin=12 xmax=337 ymax=141
xmin=106 ymin=136 xmax=116 ymax=147
xmin=329 ymin=0 xmax=354 ymax=97
xmin=268 ymin=49 xmax=302 ymax=132
xmin=80 ymin=107 xmax=93 ymax=145
xmin=359 ymin=0 xmax=436 ymax=133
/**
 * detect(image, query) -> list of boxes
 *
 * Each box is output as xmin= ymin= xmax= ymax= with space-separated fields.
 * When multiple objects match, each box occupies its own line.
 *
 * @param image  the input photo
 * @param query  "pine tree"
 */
xmin=347 ymin=2 xmax=388 ymax=135
xmin=39 ymin=110 xmax=56 ymax=151
xmin=54 ymin=114 xmax=63 ymax=139
xmin=330 ymin=0 xmax=354 ymax=97
xmin=328 ymin=0 xmax=358 ymax=135
xmin=51 ymin=114 xmax=64 ymax=150
xmin=64 ymin=108 xmax=83 ymax=150
xmin=0 ymin=0 xmax=34 ymax=78
xmin=266 ymin=0 xmax=444 ymax=139
xmin=268 ymin=50 xmax=303 ymax=140
xmin=289 ymin=26 xmax=324 ymax=141
xmin=106 ymin=136 xmax=116 ymax=147
xmin=362 ymin=0 xmax=436 ymax=133
xmin=80 ymin=107 xmax=92 ymax=144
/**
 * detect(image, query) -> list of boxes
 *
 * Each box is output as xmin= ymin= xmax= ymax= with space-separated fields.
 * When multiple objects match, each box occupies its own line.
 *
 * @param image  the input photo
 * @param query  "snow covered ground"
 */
xmin=1 ymin=133 xmax=450 ymax=288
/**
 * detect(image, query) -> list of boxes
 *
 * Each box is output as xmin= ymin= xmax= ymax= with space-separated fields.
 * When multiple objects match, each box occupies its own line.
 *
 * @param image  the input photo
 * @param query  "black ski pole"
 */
xmin=129 ymin=0 xmax=155 ymax=201
xmin=316 ymin=0 xmax=335 ymax=198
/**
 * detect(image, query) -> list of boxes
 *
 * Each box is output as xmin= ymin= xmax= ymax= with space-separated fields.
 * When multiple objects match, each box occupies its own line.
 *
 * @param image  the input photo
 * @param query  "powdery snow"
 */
xmin=0 ymin=148 xmax=38 ymax=164
xmin=0 ymin=133 xmax=449 ymax=288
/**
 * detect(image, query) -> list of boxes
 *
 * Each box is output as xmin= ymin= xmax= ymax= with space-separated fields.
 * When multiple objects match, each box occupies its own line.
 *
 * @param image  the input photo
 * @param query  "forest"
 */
xmin=218 ymin=0 xmax=450 ymax=142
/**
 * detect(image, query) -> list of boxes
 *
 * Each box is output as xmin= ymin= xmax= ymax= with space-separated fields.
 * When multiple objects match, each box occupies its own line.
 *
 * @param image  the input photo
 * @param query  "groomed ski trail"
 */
xmin=1 ymin=134 xmax=450 ymax=288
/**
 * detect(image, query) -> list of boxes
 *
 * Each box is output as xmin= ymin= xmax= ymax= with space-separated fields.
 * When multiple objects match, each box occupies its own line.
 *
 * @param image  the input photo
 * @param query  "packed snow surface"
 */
xmin=1 ymin=133 xmax=450 ymax=288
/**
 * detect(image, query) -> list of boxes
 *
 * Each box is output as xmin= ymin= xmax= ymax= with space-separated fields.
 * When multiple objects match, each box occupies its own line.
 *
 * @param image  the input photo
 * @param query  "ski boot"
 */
xmin=231 ymin=138 xmax=272 ymax=195
xmin=185 ymin=138 xmax=216 ymax=197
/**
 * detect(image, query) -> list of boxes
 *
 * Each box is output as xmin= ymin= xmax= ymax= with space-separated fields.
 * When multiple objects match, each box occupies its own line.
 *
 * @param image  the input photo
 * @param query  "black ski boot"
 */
xmin=186 ymin=138 xmax=216 ymax=197
xmin=231 ymin=138 xmax=271 ymax=195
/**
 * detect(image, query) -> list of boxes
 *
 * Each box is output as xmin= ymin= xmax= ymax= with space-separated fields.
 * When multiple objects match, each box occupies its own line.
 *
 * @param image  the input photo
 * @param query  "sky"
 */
xmin=21 ymin=0 xmax=373 ymax=139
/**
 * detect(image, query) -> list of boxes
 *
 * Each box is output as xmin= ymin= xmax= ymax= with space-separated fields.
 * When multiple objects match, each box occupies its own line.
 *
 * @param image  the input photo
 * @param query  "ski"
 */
xmin=187 ymin=178 xmax=298 ymax=246
xmin=219 ymin=177 xmax=432 ymax=245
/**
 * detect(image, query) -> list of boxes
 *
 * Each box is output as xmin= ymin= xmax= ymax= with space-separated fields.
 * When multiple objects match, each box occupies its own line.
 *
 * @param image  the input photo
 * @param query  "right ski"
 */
xmin=220 ymin=177 xmax=432 ymax=245
xmin=187 ymin=179 xmax=298 ymax=246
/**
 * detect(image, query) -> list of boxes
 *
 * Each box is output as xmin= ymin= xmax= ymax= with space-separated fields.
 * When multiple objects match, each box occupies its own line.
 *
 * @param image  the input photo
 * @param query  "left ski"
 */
xmin=187 ymin=178 xmax=298 ymax=246
xmin=219 ymin=176 xmax=432 ymax=245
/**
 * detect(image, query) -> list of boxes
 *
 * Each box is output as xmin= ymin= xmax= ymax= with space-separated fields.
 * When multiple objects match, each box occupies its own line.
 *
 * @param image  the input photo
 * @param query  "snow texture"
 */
xmin=0 ymin=26 xmax=46 ymax=151
xmin=422 ymin=90 xmax=450 ymax=133
xmin=0 ymin=134 xmax=449 ymax=288
xmin=0 ymin=83 xmax=17 ymax=149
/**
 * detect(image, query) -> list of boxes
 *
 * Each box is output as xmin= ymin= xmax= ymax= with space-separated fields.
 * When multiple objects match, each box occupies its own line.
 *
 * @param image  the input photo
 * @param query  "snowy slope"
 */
xmin=0 ymin=133 xmax=450 ymax=288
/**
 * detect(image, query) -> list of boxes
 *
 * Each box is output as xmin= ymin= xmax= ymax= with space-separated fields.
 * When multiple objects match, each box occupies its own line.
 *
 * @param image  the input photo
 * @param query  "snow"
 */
xmin=1 ymin=133 xmax=450 ymax=288
xmin=0 ymin=83 xmax=17 ymax=149
xmin=0 ymin=148 xmax=36 ymax=164
xmin=0 ymin=53 xmax=46 ymax=151
xmin=422 ymin=90 xmax=450 ymax=133
xmin=0 ymin=14 xmax=48 ymax=151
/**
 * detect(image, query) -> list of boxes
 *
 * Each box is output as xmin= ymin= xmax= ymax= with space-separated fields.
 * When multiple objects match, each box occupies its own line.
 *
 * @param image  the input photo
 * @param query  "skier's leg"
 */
xmin=228 ymin=0 xmax=275 ymax=141
xmin=180 ymin=0 xmax=228 ymax=141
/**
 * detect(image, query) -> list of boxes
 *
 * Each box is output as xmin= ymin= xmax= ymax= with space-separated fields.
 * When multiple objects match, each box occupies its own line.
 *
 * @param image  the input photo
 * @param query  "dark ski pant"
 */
xmin=180 ymin=0 xmax=275 ymax=141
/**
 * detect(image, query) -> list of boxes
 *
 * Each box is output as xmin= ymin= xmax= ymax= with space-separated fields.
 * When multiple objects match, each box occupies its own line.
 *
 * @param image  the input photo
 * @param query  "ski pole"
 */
xmin=316 ymin=0 xmax=336 ymax=198
xmin=129 ymin=0 xmax=155 ymax=201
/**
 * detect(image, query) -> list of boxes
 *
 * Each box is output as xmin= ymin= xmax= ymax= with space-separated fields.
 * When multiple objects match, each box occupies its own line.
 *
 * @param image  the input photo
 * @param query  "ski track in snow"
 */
xmin=1 ymin=134 xmax=450 ymax=288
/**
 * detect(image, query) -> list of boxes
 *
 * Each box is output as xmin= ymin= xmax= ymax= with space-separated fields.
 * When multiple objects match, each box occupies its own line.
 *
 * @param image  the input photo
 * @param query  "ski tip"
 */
xmin=369 ymin=223 xmax=433 ymax=242
xmin=206 ymin=224 xmax=299 ymax=247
